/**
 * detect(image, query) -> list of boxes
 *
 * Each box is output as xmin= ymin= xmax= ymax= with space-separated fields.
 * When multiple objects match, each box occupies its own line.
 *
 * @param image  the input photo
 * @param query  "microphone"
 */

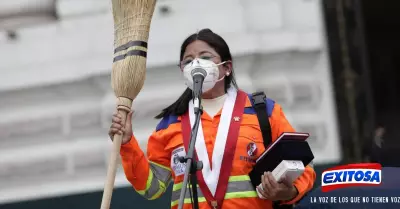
xmin=191 ymin=68 xmax=207 ymax=111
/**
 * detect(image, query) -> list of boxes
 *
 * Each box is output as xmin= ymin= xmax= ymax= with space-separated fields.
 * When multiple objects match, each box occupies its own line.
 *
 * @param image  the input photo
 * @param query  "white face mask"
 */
xmin=182 ymin=58 xmax=226 ymax=93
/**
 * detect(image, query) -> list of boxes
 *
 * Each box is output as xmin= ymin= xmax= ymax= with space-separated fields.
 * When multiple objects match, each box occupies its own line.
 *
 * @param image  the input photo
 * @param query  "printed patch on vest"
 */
xmin=171 ymin=146 xmax=186 ymax=176
xmin=247 ymin=142 xmax=257 ymax=157
xmin=240 ymin=142 xmax=257 ymax=163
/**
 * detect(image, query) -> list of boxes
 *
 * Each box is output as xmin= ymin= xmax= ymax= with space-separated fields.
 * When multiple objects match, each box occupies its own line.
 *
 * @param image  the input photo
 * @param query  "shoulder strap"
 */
xmin=250 ymin=91 xmax=272 ymax=148
xmin=251 ymin=92 xmax=296 ymax=209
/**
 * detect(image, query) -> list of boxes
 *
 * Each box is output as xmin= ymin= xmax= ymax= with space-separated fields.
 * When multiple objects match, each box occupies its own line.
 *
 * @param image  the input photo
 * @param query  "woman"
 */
xmin=109 ymin=29 xmax=316 ymax=209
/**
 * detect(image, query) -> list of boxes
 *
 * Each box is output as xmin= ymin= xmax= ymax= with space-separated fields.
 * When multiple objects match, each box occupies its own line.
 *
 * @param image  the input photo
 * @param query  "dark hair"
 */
xmin=155 ymin=28 xmax=238 ymax=119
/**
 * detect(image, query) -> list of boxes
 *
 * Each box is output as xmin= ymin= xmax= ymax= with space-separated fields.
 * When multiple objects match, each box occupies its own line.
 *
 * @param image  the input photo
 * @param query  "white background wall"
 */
xmin=0 ymin=0 xmax=341 ymax=204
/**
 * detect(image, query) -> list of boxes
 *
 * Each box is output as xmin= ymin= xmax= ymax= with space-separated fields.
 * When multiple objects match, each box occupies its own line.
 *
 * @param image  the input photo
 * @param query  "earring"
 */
xmin=226 ymin=72 xmax=230 ymax=76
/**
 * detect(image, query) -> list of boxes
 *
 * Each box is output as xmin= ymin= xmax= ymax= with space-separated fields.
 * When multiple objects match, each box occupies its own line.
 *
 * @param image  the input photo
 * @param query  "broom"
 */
xmin=100 ymin=0 xmax=156 ymax=208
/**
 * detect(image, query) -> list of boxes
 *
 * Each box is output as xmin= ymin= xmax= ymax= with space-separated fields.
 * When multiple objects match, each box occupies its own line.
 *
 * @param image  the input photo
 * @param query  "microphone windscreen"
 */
xmin=191 ymin=68 xmax=207 ymax=77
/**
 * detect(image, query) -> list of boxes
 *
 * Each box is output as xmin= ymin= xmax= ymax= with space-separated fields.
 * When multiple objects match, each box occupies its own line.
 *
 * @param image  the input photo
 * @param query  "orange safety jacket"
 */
xmin=120 ymin=89 xmax=316 ymax=209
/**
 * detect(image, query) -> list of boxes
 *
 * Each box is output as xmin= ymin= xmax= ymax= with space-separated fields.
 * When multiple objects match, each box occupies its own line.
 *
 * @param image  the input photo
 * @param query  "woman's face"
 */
xmin=180 ymin=40 xmax=231 ymax=80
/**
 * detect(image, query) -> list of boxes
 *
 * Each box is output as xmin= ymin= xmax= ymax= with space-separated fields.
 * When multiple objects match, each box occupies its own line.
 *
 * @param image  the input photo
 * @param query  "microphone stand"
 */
xmin=177 ymin=81 xmax=204 ymax=209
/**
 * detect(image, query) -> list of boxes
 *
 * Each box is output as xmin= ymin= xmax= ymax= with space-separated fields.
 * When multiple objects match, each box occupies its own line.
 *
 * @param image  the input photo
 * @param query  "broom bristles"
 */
xmin=111 ymin=0 xmax=156 ymax=107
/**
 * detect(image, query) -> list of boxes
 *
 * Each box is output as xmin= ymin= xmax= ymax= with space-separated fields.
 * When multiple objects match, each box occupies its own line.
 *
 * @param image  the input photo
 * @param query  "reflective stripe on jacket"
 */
xmin=120 ymin=93 xmax=316 ymax=209
xmin=171 ymin=175 xmax=257 ymax=207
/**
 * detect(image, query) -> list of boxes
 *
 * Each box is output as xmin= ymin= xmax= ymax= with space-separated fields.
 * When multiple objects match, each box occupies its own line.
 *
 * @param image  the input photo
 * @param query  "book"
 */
xmin=249 ymin=132 xmax=314 ymax=188
xmin=256 ymin=160 xmax=305 ymax=199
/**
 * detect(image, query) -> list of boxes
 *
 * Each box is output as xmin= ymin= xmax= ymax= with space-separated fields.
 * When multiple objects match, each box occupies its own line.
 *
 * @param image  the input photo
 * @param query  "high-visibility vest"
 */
xmin=120 ymin=91 xmax=316 ymax=209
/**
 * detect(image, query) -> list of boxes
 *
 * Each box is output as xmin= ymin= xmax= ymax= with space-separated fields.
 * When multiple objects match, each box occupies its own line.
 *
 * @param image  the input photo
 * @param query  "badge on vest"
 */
xmin=239 ymin=142 xmax=257 ymax=163
xmin=171 ymin=146 xmax=187 ymax=176
xmin=247 ymin=142 xmax=257 ymax=157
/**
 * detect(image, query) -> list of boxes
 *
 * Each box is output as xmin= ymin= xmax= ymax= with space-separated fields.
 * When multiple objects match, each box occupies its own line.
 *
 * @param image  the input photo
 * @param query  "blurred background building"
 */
xmin=0 ymin=0 xmax=398 ymax=208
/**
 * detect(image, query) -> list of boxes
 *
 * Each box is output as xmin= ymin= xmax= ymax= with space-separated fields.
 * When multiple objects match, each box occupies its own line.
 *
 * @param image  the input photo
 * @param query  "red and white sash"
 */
xmin=181 ymin=88 xmax=246 ymax=208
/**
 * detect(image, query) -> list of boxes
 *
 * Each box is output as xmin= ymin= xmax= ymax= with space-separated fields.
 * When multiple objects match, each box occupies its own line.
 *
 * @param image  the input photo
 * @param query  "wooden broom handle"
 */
xmin=100 ymin=107 xmax=129 ymax=209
